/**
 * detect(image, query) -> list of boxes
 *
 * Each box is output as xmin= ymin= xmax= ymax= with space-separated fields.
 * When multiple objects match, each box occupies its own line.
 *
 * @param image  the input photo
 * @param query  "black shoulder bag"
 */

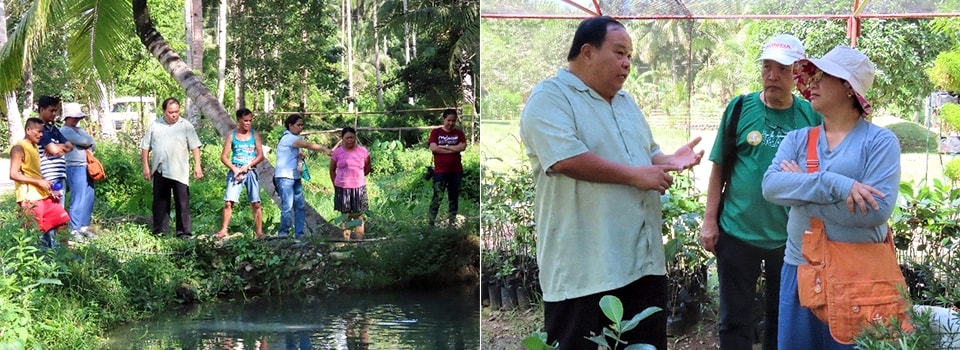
xmin=718 ymin=95 xmax=746 ymax=213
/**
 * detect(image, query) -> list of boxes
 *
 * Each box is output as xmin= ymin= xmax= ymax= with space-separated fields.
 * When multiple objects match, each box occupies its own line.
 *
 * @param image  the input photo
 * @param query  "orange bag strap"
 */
xmin=806 ymin=126 xmax=825 ymax=234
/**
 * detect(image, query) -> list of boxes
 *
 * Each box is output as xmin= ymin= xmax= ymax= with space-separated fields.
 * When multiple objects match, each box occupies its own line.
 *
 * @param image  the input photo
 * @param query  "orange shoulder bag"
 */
xmin=797 ymin=125 xmax=911 ymax=344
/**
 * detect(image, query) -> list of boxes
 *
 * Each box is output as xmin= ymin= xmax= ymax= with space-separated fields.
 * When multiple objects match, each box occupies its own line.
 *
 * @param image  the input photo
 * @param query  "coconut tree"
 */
xmin=0 ymin=0 xmax=341 ymax=236
xmin=380 ymin=0 xmax=479 ymax=115
xmin=0 ymin=0 xmax=23 ymax=146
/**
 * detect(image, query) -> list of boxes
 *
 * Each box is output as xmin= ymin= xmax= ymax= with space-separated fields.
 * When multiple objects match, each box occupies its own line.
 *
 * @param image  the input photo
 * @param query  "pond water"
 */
xmin=105 ymin=287 xmax=479 ymax=349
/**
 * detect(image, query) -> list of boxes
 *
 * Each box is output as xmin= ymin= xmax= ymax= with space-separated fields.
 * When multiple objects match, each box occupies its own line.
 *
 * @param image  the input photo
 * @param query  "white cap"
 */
xmin=758 ymin=34 xmax=806 ymax=65
xmin=793 ymin=45 xmax=876 ymax=115
xmin=62 ymin=103 xmax=87 ymax=119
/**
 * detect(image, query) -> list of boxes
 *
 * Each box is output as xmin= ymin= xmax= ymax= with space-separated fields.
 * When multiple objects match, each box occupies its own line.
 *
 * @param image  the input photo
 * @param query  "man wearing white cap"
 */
xmin=59 ymin=102 xmax=98 ymax=242
xmin=763 ymin=45 xmax=907 ymax=349
xmin=700 ymin=34 xmax=822 ymax=350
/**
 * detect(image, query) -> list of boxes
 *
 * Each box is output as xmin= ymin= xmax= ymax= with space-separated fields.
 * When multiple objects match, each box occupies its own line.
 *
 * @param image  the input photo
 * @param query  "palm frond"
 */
xmin=66 ymin=0 xmax=134 ymax=84
xmin=0 ymin=0 xmax=57 ymax=93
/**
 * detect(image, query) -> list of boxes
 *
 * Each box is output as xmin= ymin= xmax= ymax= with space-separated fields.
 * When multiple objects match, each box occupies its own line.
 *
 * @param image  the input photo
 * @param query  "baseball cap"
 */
xmin=793 ymin=45 xmax=876 ymax=116
xmin=62 ymin=103 xmax=87 ymax=119
xmin=758 ymin=34 xmax=806 ymax=65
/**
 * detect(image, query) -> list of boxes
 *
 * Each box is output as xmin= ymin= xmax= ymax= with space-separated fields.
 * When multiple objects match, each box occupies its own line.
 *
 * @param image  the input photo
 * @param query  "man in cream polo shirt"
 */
xmin=520 ymin=16 xmax=703 ymax=350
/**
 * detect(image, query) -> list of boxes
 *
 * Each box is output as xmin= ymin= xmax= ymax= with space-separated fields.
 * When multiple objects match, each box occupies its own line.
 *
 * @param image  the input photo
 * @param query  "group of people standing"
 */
xmin=9 ymin=95 xmax=99 ymax=248
xmin=142 ymin=104 xmax=467 ymax=240
xmin=521 ymin=16 xmax=906 ymax=350
xmin=10 ymin=96 xmax=467 ymax=246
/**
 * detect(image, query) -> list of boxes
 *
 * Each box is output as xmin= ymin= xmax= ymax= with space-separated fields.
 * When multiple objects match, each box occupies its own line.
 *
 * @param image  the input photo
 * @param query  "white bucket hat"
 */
xmin=758 ymin=34 xmax=806 ymax=65
xmin=793 ymin=45 xmax=876 ymax=116
xmin=62 ymin=103 xmax=87 ymax=119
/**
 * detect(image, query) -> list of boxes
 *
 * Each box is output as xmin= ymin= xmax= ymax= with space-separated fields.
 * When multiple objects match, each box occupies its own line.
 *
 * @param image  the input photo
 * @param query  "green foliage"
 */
xmin=854 ymin=304 xmax=940 ymax=350
xmin=892 ymin=179 xmax=960 ymax=307
xmin=927 ymin=49 xmax=960 ymax=92
xmin=480 ymin=165 xmax=536 ymax=288
xmin=350 ymin=225 xmax=479 ymax=289
xmin=661 ymin=173 xmax=711 ymax=274
xmin=941 ymin=104 xmax=960 ymax=131
xmin=230 ymin=0 xmax=343 ymax=112
xmin=945 ymin=158 xmax=960 ymax=182
xmin=883 ymin=121 xmax=939 ymax=154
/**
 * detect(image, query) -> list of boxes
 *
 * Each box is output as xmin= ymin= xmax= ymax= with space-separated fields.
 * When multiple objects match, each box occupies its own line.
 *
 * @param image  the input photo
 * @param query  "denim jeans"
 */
xmin=276 ymin=177 xmax=305 ymax=238
xmin=779 ymin=264 xmax=855 ymax=350
xmin=65 ymin=165 xmax=94 ymax=230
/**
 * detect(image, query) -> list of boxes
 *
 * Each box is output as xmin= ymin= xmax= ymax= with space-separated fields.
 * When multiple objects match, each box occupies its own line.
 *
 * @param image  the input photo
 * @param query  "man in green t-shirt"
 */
xmin=700 ymin=34 xmax=822 ymax=350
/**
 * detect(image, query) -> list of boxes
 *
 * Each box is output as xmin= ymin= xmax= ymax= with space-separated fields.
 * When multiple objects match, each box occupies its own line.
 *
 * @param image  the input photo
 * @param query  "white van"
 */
xmin=103 ymin=96 xmax=156 ymax=135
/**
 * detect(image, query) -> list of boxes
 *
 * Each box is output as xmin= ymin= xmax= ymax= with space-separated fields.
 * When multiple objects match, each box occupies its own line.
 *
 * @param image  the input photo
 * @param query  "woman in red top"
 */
xmin=428 ymin=109 xmax=467 ymax=227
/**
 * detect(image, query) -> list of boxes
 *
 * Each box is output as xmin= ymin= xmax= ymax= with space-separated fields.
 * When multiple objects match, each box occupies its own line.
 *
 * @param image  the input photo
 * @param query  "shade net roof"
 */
xmin=481 ymin=0 xmax=960 ymax=19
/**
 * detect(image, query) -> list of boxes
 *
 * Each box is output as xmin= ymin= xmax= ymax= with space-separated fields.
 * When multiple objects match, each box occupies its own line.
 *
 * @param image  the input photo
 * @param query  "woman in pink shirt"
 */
xmin=329 ymin=127 xmax=371 ymax=240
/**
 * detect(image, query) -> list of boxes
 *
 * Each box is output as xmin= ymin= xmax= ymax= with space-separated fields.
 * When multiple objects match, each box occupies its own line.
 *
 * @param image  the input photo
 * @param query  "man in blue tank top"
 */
xmin=216 ymin=108 xmax=265 ymax=238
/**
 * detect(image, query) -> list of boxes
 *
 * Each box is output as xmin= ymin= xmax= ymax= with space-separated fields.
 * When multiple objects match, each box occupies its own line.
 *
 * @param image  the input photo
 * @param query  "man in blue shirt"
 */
xmin=216 ymin=108 xmax=265 ymax=239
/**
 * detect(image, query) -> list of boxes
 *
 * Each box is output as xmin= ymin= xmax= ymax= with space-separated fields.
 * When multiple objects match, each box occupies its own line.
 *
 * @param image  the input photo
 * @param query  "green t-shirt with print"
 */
xmin=709 ymin=92 xmax=822 ymax=249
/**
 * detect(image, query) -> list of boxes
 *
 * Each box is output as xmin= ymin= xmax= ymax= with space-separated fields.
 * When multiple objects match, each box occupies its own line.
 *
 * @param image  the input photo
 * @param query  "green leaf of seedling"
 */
xmin=599 ymin=295 xmax=624 ymax=325
xmin=521 ymin=332 xmax=557 ymax=350
xmin=602 ymin=327 xmax=622 ymax=343
xmin=621 ymin=306 xmax=662 ymax=333
xmin=346 ymin=219 xmax=363 ymax=229
xmin=664 ymin=238 xmax=681 ymax=257
xmin=624 ymin=344 xmax=658 ymax=350
xmin=585 ymin=335 xmax=610 ymax=348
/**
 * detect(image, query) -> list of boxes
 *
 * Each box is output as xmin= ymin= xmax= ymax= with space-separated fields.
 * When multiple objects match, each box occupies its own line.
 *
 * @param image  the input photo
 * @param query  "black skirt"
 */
xmin=334 ymin=186 xmax=368 ymax=214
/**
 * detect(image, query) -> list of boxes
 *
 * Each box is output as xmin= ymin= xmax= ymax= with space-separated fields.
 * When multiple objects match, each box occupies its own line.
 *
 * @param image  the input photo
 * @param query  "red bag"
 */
xmin=20 ymin=197 xmax=71 ymax=232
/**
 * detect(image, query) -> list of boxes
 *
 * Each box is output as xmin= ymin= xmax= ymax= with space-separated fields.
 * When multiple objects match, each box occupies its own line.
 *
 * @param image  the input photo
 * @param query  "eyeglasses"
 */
xmin=809 ymin=70 xmax=825 ymax=85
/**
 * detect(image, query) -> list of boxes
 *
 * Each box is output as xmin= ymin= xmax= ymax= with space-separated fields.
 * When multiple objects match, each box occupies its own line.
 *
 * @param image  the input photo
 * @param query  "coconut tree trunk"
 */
xmin=0 ymin=0 xmax=23 ymax=145
xmin=346 ymin=0 xmax=354 ymax=113
xmin=460 ymin=60 xmax=478 ymax=143
xmin=216 ymin=0 xmax=227 ymax=103
xmin=184 ymin=0 xmax=203 ymax=124
xmin=133 ymin=0 xmax=338 ymax=237
xmin=21 ymin=63 xmax=32 ymax=117
xmin=373 ymin=0 xmax=383 ymax=110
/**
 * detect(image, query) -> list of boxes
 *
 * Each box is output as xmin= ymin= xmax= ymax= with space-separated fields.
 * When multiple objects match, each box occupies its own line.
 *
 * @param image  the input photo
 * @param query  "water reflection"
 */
xmin=105 ymin=288 xmax=479 ymax=349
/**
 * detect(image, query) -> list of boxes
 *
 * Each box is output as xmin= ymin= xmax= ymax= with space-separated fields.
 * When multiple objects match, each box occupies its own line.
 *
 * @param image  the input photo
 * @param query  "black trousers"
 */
xmin=544 ymin=275 xmax=668 ymax=350
xmin=716 ymin=231 xmax=784 ymax=350
xmin=429 ymin=172 xmax=462 ymax=225
xmin=152 ymin=172 xmax=192 ymax=236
